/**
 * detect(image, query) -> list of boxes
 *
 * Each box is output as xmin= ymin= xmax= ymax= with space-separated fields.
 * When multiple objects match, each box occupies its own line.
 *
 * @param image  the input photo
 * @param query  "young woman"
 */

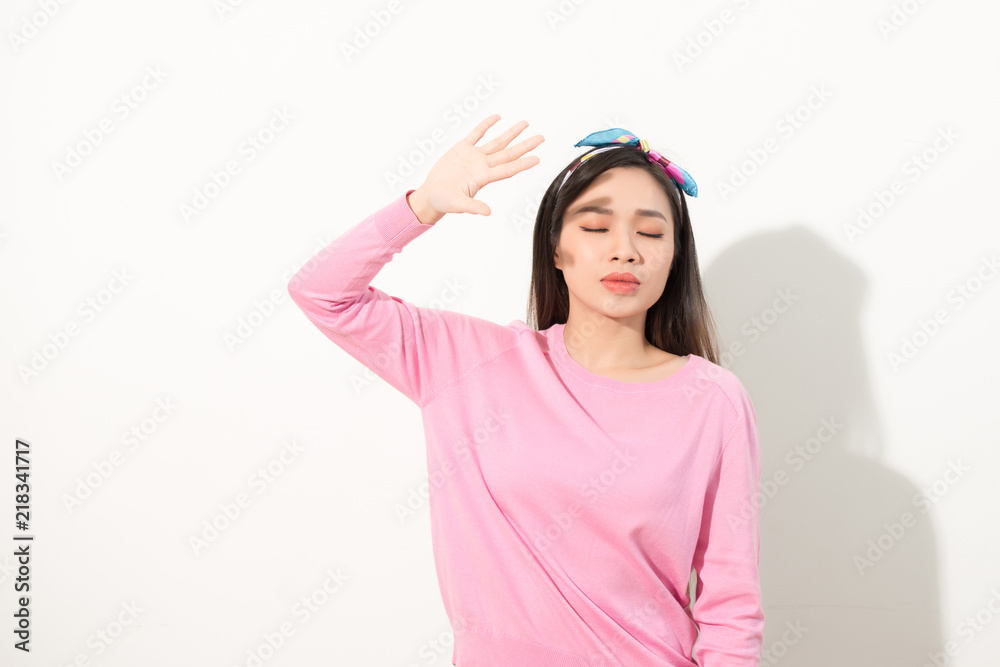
xmin=288 ymin=115 xmax=764 ymax=666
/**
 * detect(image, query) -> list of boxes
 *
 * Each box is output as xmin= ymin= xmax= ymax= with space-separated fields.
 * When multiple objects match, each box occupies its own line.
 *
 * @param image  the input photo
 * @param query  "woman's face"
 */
xmin=553 ymin=167 xmax=676 ymax=325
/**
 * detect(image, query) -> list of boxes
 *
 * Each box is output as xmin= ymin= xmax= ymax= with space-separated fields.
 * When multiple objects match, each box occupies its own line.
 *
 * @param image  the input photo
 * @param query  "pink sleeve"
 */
xmin=691 ymin=386 xmax=765 ymax=666
xmin=287 ymin=190 xmax=514 ymax=408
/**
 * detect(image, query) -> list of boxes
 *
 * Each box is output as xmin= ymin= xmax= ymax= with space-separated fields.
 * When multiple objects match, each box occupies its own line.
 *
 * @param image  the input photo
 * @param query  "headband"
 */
xmin=556 ymin=128 xmax=698 ymax=198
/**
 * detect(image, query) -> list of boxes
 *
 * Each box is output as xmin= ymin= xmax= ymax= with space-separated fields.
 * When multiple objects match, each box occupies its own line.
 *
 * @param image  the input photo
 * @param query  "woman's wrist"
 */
xmin=406 ymin=188 xmax=442 ymax=226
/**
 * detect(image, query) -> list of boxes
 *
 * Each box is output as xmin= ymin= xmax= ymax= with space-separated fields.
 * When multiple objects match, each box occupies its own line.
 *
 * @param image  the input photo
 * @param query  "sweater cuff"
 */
xmin=374 ymin=188 xmax=435 ymax=248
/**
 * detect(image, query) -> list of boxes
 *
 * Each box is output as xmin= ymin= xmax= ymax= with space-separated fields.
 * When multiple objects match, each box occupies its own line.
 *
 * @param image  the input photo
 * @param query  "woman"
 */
xmin=288 ymin=115 xmax=764 ymax=666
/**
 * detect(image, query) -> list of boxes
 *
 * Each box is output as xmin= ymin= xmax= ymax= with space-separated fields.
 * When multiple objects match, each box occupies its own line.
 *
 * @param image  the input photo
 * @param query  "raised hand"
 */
xmin=407 ymin=114 xmax=545 ymax=225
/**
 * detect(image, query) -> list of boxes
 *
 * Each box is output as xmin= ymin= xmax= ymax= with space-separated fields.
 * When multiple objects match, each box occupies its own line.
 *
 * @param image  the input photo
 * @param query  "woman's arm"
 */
xmin=287 ymin=116 xmax=544 ymax=407
xmin=288 ymin=190 xmax=451 ymax=406
xmin=690 ymin=385 xmax=766 ymax=665
xmin=406 ymin=187 xmax=442 ymax=226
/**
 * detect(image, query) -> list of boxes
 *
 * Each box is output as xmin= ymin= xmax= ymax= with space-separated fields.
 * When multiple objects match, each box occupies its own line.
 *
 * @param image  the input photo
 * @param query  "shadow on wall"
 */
xmin=703 ymin=226 xmax=942 ymax=667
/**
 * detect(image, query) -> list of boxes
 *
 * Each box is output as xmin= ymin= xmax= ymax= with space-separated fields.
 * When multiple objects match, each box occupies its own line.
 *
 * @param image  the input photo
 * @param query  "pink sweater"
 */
xmin=287 ymin=190 xmax=765 ymax=666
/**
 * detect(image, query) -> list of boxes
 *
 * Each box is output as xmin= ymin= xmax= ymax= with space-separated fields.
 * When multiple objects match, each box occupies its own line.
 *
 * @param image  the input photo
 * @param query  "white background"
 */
xmin=2 ymin=0 xmax=999 ymax=665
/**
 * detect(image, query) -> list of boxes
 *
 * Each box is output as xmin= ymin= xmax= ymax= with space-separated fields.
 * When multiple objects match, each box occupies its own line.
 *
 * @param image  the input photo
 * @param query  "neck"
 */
xmin=562 ymin=313 xmax=653 ymax=371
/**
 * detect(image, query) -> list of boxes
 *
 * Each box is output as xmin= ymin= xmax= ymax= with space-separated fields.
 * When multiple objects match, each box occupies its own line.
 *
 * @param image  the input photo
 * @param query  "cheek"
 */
xmin=634 ymin=244 xmax=673 ymax=281
xmin=555 ymin=247 xmax=569 ymax=269
xmin=652 ymin=239 xmax=674 ymax=262
xmin=656 ymin=244 xmax=676 ymax=274
xmin=556 ymin=242 xmax=589 ymax=268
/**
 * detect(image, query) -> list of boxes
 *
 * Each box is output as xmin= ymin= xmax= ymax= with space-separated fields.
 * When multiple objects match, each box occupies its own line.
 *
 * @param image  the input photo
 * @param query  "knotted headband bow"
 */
xmin=557 ymin=128 xmax=698 ymax=198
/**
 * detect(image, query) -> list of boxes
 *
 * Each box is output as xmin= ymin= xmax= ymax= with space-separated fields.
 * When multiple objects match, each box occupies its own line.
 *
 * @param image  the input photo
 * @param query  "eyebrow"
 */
xmin=565 ymin=197 xmax=669 ymax=224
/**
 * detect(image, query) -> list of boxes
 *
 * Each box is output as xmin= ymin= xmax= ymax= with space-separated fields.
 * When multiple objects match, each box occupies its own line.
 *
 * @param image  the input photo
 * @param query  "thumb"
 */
xmin=457 ymin=196 xmax=491 ymax=217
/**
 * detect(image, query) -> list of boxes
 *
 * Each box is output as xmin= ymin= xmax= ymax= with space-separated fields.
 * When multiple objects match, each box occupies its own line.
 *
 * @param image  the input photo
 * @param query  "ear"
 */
xmin=553 ymin=247 xmax=562 ymax=271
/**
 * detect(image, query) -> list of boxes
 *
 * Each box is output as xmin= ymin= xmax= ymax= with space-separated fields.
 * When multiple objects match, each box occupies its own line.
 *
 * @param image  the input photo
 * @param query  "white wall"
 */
xmin=2 ymin=0 xmax=998 ymax=665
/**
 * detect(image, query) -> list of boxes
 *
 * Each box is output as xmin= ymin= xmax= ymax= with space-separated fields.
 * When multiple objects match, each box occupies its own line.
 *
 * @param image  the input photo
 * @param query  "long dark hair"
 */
xmin=526 ymin=144 xmax=722 ymax=364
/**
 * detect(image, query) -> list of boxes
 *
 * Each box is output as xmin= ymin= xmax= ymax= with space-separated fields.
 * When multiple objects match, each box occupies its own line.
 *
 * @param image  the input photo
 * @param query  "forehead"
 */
xmin=574 ymin=167 xmax=673 ymax=207
xmin=566 ymin=167 xmax=676 ymax=223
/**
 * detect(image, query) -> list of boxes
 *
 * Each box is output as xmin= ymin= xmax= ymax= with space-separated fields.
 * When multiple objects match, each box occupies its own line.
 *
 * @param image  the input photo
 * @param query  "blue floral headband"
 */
xmin=557 ymin=128 xmax=698 ymax=198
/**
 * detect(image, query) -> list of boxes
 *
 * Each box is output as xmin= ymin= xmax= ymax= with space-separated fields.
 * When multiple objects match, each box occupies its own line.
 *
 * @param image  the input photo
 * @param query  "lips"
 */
xmin=601 ymin=272 xmax=640 ymax=284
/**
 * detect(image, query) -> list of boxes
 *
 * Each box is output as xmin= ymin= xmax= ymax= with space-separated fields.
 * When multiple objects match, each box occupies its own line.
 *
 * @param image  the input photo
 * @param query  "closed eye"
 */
xmin=580 ymin=227 xmax=664 ymax=239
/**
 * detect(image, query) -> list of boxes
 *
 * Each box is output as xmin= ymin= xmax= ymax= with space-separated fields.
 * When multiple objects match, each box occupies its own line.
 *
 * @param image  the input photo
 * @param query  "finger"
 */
xmin=485 ymin=134 xmax=544 ymax=168
xmin=488 ymin=154 xmax=541 ymax=183
xmin=478 ymin=120 xmax=530 ymax=155
xmin=456 ymin=195 xmax=491 ymax=216
xmin=463 ymin=114 xmax=501 ymax=146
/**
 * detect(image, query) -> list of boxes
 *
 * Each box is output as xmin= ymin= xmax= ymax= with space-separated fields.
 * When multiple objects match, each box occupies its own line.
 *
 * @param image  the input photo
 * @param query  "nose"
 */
xmin=608 ymin=227 xmax=640 ymax=263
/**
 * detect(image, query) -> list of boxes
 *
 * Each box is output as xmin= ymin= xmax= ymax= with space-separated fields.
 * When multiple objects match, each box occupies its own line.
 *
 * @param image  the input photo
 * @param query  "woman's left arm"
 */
xmin=690 ymin=387 xmax=766 ymax=666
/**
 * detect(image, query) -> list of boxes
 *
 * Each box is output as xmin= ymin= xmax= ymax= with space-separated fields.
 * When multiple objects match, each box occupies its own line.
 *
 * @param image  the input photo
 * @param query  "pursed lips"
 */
xmin=601 ymin=273 xmax=640 ymax=284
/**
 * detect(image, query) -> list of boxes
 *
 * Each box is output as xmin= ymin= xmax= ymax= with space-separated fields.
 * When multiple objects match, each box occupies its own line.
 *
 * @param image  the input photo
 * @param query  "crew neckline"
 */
xmin=547 ymin=322 xmax=700 ymax=392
